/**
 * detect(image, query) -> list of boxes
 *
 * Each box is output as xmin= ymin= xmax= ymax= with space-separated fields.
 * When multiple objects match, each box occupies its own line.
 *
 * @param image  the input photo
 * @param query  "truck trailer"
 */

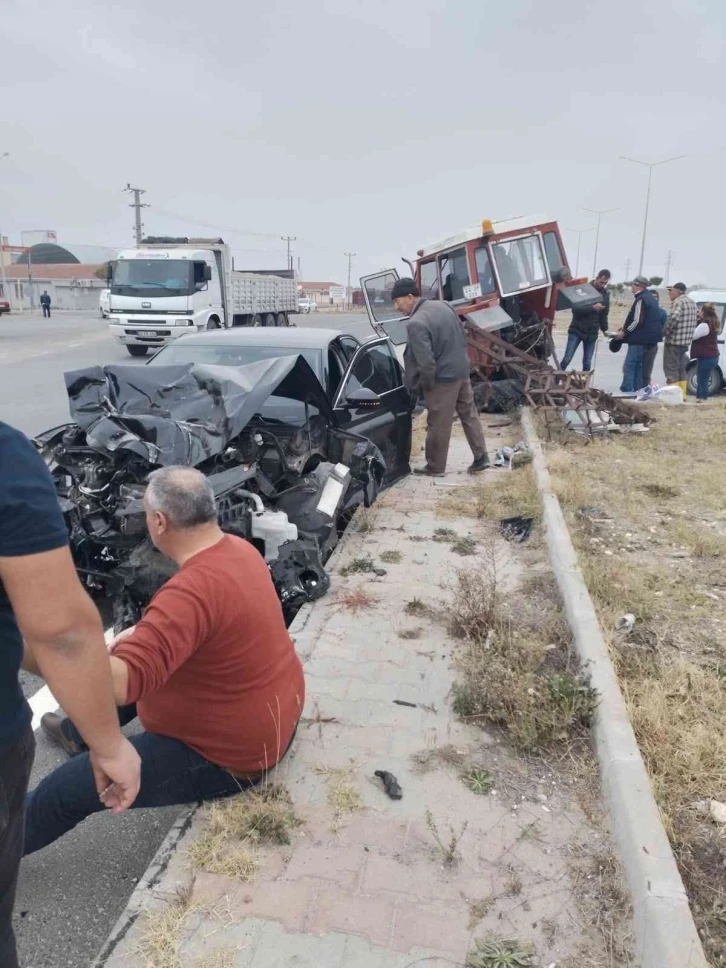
xmin=106 ymin=237 xmax=299 ymax=356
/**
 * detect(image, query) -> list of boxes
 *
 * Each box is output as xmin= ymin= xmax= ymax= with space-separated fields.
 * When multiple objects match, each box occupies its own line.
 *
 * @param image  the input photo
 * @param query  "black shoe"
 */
xmin=468 ymin=454 xmax=491 ymax=474
xmin=412 ymin=466 xmax=445 ymax=477
xmin=41 ymin=712 xmax=85 ymax=757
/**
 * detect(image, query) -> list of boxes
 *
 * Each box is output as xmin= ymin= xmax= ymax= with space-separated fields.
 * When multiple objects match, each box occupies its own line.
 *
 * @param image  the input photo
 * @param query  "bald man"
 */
xmin=24 ymin=466 xmax=305 ymax=855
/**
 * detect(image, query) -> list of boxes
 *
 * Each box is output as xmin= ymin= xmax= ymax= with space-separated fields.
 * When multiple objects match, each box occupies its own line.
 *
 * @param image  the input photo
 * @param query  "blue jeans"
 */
xmin=620 ymin=344 xmax=646 ymax=393
xmin=696 ymin=357 xmax=719 ymax=399
xmin=23 ymin=705 xmax=278 ymax=856
xmin=561 ymin=332 xmax=597 ymax=371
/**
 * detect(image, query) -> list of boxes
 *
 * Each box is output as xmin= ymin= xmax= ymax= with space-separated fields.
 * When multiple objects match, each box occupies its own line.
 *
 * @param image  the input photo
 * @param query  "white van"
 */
xmin=686 ymin=290 xmax=726 ymax=396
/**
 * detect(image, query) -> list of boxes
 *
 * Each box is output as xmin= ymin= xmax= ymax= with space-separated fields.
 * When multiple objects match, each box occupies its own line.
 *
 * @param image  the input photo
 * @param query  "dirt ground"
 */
xmin=538 ymin=401 xmax=726 ymax=966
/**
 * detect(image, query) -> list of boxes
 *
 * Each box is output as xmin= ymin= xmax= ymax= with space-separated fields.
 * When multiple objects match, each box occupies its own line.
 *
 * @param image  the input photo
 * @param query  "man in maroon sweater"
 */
xmin=23 ymin=467 xmax=305 ymax=855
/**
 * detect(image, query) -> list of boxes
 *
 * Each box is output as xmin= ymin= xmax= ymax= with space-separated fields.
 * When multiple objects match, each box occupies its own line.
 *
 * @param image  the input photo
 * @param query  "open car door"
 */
xmin=359 ymin=270 xmax=409 ymax=359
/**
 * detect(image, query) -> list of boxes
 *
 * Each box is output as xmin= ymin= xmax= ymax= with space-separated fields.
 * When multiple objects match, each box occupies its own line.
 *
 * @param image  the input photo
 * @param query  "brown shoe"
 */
xmin=412 ymin=466 xmax=445 ymax=477
xmin=41 ymin=712 xmax=85 ymax=757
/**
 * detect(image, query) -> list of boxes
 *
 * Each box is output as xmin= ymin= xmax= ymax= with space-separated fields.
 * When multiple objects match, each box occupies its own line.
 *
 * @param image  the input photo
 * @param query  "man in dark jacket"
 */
xmin=615 ymin=276 xmax=663 ymax=392
xmin=391 ymin=278 xmax=489 ymax=476
xmin=40 ymin=291 xmax=51 ymax=318
xmin=560 ymin=269 xmax=611 ymax=371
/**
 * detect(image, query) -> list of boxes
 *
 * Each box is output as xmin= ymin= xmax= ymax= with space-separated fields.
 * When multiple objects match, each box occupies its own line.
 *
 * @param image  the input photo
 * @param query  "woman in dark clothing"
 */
xmin=690 ymin=303 xmax=721 ymax=402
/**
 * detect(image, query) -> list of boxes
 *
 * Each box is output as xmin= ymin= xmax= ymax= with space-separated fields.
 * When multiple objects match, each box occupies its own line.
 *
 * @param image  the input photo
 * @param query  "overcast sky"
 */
xmin=1 ymin=0 xmax=724 ymax=286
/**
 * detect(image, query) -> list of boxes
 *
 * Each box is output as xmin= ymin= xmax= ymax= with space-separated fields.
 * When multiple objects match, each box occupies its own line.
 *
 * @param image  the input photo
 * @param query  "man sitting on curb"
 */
xmin=391 ymin=277 xmax=490 ymax=477
xmin=23 ymin=466 xmax=305 ymax=855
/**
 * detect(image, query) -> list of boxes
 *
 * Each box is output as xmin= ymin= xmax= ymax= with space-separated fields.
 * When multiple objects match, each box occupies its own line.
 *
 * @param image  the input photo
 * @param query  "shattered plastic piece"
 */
xmin=374 ymin=770 xmax=403 ymax=800
xmin=616 ymin=614 xmax=636 ymax=634
xmin=499 ymin=516 xmax=534 ymax=543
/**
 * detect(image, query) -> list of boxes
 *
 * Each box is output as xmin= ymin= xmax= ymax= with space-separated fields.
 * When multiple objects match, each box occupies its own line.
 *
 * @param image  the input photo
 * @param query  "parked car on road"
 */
xmin=99 ymin=288 xmax=110 ymax=318
xmin=34 ymin=328 xmax=412 ymax=629
xmin=686 ymin=289 xmax=726 ymax=396
xmin=0 ymin=296 xmax=10 ymax=315
xmin=298 ymin=297 xmax=316 ymax=313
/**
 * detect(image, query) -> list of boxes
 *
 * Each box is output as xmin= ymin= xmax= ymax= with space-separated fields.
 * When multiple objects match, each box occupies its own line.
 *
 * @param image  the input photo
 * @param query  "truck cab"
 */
xmin=360 ymin=216 xmax=574 ymax=366
xmin=106 ymin=238 xmax=226 ymax=357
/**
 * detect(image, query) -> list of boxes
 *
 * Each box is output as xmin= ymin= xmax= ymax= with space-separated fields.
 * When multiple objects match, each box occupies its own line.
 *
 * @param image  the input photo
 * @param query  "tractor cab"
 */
xmin=360 ymin=216 xmax=582 ymax=364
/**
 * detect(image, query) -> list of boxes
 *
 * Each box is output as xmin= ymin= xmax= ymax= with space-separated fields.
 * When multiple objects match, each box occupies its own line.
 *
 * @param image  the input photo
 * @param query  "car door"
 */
xmin=359 ymin=269 xmax=409 ymax=365
xmin=333 ymin=337 xmax=412 ymax=482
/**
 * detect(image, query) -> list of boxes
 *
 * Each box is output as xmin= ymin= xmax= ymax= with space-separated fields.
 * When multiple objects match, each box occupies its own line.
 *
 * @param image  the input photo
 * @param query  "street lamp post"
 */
xmin=565 ymin=227 xmax=594 ymax=278
xmin=620 ymin=155 xmax=686 ymax=275
xmin=583 ymin=208 xmax=617 ymax=279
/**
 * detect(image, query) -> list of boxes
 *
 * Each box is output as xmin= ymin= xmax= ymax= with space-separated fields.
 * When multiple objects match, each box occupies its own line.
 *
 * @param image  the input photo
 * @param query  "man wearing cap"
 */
xmin=391 ymin=277 xmax=490 ymax=476
xmin=614 ymin=276 xmax=663 ymax=393
xmin=663 ymin=283 xmax=698 ymax=396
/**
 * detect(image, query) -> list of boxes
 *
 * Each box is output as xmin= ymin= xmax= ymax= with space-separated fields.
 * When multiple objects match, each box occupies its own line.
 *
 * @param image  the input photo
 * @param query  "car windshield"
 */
xmin=148 ymin=342 xmax=325 ymax=426
xmin=112 ymin=259 xmax=193 ymax=297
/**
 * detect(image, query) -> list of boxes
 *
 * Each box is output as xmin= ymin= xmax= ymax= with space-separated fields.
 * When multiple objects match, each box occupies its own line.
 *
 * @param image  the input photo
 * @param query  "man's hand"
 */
xmin=90 ymin=736 xmax=141 ymax=814
xmin=593 ymin=302 xmax=604 ymax=311
xmin=109 ymin=626 xmax=136 ymax=654
xmin=614 ymin=329 xmax=625 ymax=340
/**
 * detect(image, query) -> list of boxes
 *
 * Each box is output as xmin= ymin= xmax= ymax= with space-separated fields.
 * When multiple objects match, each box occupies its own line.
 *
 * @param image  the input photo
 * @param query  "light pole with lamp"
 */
xmin=583 ymin=207 xmax=617 ymax=279
xmin=620 ymin=155 xmax=686 ymax=275
xmin=565 ymin=227 xmax=594 ymax=278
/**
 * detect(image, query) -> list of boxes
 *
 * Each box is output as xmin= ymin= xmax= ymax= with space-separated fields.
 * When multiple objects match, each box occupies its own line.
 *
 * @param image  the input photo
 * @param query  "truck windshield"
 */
xmin=491 ymin=235 xmax=549 ymax=296
xmin=112 ymin=259 xmax=193 ymax=297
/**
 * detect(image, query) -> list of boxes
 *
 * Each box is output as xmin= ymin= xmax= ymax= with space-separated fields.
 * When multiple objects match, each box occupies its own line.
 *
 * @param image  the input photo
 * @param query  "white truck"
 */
xmin=106 ymin=237 xmax=299 ymax=356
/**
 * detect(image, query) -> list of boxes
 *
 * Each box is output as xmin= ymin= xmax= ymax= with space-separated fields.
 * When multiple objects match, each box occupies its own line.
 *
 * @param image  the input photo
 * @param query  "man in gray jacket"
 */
xmin=391 ymin=278 xmax=489 ymax=476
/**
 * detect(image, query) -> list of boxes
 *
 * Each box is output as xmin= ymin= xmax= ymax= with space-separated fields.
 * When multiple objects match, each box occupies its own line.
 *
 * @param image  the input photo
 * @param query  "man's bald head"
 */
xmin=145 ymin=466 xmax=217 ymax=531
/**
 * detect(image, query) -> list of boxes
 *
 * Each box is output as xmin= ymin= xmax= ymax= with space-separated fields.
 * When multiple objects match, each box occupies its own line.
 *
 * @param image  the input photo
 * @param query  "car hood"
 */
xmin=63 ymin=355 xmax=334 ymax=467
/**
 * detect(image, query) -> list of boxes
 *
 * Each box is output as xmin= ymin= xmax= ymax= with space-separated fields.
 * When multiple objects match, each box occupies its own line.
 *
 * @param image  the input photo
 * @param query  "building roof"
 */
xmin=1 ymin=263 xmax=103 ymax=279
xmin=299 ymin=281 xmax=345 ymax=291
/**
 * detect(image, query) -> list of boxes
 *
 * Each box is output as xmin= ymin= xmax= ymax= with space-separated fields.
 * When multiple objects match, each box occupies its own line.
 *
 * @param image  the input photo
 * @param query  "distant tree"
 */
xmin=649 ymin=276 xmax=663 ymax=286
xmin=94 ymin=262 xmax=112 ymax=281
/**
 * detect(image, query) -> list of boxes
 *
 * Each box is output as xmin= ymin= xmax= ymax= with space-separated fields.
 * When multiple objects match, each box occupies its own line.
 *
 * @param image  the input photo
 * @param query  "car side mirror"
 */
xmin=343 ymin=387 xmax=381 ymax=408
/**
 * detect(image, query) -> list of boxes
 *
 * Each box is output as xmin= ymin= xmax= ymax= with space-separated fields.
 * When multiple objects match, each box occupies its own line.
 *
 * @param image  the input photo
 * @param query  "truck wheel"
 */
xmin=127 ymin=345 xmax=148 ymax=357
xmin=263 ymin=313 xmax=276 ymax=328
xmin=276 ymin=313 xmax=289 ymax=327
xmin=206 ymin=316 xmax=221 ymax=330
xmin=251 ymin=314 xmax=263 ymax=327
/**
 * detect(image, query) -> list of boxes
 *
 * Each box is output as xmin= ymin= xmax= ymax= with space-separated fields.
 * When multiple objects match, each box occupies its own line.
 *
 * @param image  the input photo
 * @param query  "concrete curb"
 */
xmin=521 ymin=409 xmax=707 ymax=968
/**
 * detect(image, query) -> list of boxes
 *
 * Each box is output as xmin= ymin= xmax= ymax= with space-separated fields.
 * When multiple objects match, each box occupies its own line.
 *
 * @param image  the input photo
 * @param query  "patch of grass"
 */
xmin=398 ymin=626 xmax=424 ymax=640
xmin=452 ymin=536 xmax=477 ymax=556
xmin=315 ymin=766 xmax=364 ymax=830
xmin=467 ymin=894 xmax=498 ymax=929
xmin=187 ymin=834 xmax=259 ymax=881
xmin=380 ymin=549 xmax=402 ymax=563
xmin=404 ymin=597 xmax=432 ymax=617
xmin=333 ymin=587 xmax=378 ymax=613
xmin=194 ymin=947 xmax=238 ymax=968
xmin=133 ymin=888 xmax=194 ymax=968
xmin=462 ymin=768 xmax=495 ymax=795
xmin=640 ymin=482 xmax=680 ymax=499
xmin=340 ymin=555 xmax=378 ymax=576
xmin=433 ymin=526 xmax=458 ymax=542
xmin=355 ymin=508 xmax=378 ymax=534
xmin=411 ymin=744 xmax=468 ymax=773
xmin=439 ymin=464 xmax=540 ymax=522
xmin=466 ymin=936 xmax=535 ymax=967
xmin=425 ymin=809 xmax=467 ymax=868
xmin=450 ymin=569 xmax=597 ymax=751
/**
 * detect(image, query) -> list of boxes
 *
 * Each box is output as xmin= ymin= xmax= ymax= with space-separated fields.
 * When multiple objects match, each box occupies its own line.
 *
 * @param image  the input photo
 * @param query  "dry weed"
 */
xmin=355 ymin=508 xmax=378 ymax=534
xmin=425 ymin=809 xmax=467 ymax=868
xmin=438 ymin=463 xmax=540 ymax=522
xmin=315 ymin=765 xmax=364 ymax=830
xmin=194 ymin=947 xmax=238 ymax=968
xmin=398 ymin=626 xmax=424 ymax=640
xmin=380 ymin=549 xmax=402 ymax=563
xmin=133 ymin=888 xmax=194 ymax=968
xmin=333 ymin=587 xmax=377 ymax=613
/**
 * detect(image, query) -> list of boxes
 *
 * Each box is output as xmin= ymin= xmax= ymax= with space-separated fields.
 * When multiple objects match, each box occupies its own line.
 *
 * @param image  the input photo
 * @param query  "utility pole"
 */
xmin=664 ymin=249 xmax=674 ymax=286
xmin=620 ymin=155 xmax=686 ymax=275
xmin=281 ymin=236 xmax=296 ymax=273
xmin=565 ymin=228 xmax=594 ymax=278
xmin=0 ymin=152 xmax=11 ymax=310
xmin=583 ymin=208 xmax=617 ymax=279
xmin=123 ymin=184 xmax=149 ymax=247
xmin=624 ymin=258 xmax=632 ymax=283
xmin=344 ymin=252 xmax=356 ymax=309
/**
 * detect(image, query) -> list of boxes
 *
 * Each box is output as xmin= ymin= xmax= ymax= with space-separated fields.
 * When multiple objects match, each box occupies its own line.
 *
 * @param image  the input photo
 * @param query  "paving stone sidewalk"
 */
xmin=105 ymin=426 xmax=627 ymax=968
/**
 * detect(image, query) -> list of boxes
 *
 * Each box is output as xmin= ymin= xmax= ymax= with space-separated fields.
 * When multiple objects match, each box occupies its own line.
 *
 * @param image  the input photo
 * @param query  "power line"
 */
xmin=123 ymin=184 xmax=149 ymax=247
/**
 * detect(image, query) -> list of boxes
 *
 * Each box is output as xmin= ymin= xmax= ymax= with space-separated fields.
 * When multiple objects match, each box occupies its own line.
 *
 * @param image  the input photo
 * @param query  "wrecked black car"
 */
xmin=35 ymin=333 xmax=412 ymax=628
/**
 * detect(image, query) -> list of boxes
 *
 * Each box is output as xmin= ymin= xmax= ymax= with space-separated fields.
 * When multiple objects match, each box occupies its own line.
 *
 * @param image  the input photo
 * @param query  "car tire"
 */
xmin=687 ymin=362 xmax=722 ymax=397
xmin=127 ymin=345 xmax=148 ymax=357
xmin=251 ymin=314 xmax=262 ymax=327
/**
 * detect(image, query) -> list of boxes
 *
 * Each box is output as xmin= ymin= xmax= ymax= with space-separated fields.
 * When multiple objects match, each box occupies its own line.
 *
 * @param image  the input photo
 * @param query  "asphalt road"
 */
xmin=2 ymin=307 xmax=650 ymax=967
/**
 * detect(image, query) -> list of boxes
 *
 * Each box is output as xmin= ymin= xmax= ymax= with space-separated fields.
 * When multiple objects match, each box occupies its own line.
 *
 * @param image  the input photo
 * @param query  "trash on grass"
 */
xmin=493 ymin=441 xmax=533 ymax=470
xmin=709 ymin=799 xmax=726 ymax=824
xmin=616 ymin=614 xmax=636 ymax=634
xmin=374 ymin=770 xmax=403 ymax=800
xmin=636 ymin=384 xmax=684 ymax=405
xmin=393 ymin=699 xmax=417 ymax=708
xmin=499 ymin=516 xmax=534 ymax=543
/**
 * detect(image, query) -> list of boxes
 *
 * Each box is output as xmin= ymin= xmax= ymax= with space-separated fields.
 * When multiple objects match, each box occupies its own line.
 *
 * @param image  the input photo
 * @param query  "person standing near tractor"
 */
xmin=663 ymin=283 xmax=698 ymax=396
xmin=690 ymin=303 xmax=721 ymax=402
xmin=560 ymin=269 xmax=611 ymax=372
xmin=614 ymin=276 xmax=663 ymax=393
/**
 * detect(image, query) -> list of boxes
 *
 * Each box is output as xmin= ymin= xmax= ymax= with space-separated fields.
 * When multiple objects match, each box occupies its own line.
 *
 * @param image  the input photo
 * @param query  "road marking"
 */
xmin=29 ymin=628 xmax=115 ymax=731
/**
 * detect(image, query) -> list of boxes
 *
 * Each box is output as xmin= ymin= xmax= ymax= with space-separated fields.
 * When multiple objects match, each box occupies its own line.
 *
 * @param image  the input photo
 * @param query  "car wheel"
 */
xmin=262 ymin=313 xmax=276 ymax=328
xmin=276 ymin=313 xmax=289 ymax=327
xmin=127 ymin=345 xmax=148 ymax=357
xmin=251 ymin=314 xmax=262 ymax=327
xmin=206 ymin=316 xmax=221 ymax=330
xmin=686 ymin=363 xmax=722 ymax=397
